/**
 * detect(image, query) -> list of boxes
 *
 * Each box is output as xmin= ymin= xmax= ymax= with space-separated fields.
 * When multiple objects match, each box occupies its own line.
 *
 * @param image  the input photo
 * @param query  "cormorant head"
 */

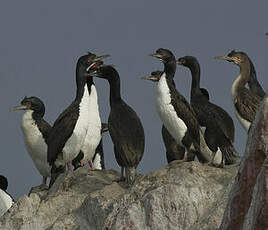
xmin=11 ymin=96 xmax=45 ymax=117
xmin=215 ymin=50 xmax=250 ymax=67
xmin=77 ymin=53 xmax=110 ymax=72
xmin=149 ymin=48 xmax=175 ymax=64
xmin=176 ymin=56 xmax=198 ymax=68
xmin=0 ymin=175 xmax=8 ymax=191
xmin=141 ymin=70 xmax=164 ymax=82
xmin=87 ymin=65 xmax=118 ymax=81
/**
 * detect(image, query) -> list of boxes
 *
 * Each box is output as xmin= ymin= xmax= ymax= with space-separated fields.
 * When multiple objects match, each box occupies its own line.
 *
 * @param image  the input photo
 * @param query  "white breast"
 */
xmin=21 ymin=110 xmax=51 ymax=177
xmin=156 ymin=74 xmax=187 ymax=145
xmin=80 ymin=85 xmax=102 ymax=165
xmin=231 ymin=76 xmax=251 ymax=132
xmin=0 ymin=189 xmax=13 ymax=217
xmin=61 ymin=85 xmax=91 ymax=164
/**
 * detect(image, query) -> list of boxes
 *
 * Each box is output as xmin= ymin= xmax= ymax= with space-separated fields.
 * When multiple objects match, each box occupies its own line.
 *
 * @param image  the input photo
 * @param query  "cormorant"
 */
xmin=11 ymin=96 xmax=52 ymax=186
xmin=142 ymin=70 xmax=200 ymax=162
xmin=177 ymin=56 xmax=239 ymax=166
xmin=215 ymin=51 xmax=262 ymax=132
xmin=149 ymin=48 xmax=195 ymax=162
xmin=47 ymin=54 xmax=99 ymax=187
xmin=88 ymin=65 xmax=145 ymax=185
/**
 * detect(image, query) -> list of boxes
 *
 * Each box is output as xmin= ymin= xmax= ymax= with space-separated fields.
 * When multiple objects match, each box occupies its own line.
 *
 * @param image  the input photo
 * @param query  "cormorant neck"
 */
xmin=107 ymin=73 xmax=122 ymax=106
xmin=188 ymin=61 xmax=203 ymax=99
xmin=164 ymin=59 xmax=176 ymax=81
xmin=75 ymin=65 xmax=87 ymax=100
xmin=238 ymin=61 xmax=251 ymax=89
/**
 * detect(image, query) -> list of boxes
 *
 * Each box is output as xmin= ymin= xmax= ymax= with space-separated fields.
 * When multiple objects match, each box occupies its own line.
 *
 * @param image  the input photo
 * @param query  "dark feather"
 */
xmin=235 ymin=88 xmax=261 ymax=123
xmin=47 ymin=101 xmax=79 ymax=165
xmin=108 ymin=100 xmax=145 ymax=168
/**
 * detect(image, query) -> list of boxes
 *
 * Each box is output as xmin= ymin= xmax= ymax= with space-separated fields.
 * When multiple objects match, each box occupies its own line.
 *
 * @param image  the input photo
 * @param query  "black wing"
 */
xmin=168 ymin=83 xmax=200 ymax=145
xmin=108 ymin=101 xmax=145 ymax=167
xmin=235 ymin=88 xmax=261 ymax=123
xmin=47 ymin=102 xmax=79 ymax=165
xmin=36 ymin=118 xmax=52 ymax=145
xmin=193 ymin=100 xmax=235 ymax=142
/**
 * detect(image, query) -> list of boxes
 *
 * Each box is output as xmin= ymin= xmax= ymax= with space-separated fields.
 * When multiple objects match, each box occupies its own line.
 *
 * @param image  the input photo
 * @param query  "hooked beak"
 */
xmin=148 ymin=53 xmax=163 ymax=60
xmin=141 ymin=75 xmax=159 ymax=81
xmin=214 ymin=56 xmax=235 ymax=62
xmin=10 ymin=105 xmax=29 ymax=111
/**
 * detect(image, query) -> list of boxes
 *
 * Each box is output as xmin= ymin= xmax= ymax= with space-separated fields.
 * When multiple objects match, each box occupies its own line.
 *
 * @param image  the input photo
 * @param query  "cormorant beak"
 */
xmin=94 ymin=54 xmax=110 ymax=62
xmin=149 ymin=53 xmax=163 ymax=60
xmin=141 ymin=75 xmax=159 ymax=82
xmin=214 ymin=56 xmax=235 ymax=62
xmin=10 ymin=105 xmax=29 ymax=111
xmin=176 ymin=60 xmax=184 ymax=65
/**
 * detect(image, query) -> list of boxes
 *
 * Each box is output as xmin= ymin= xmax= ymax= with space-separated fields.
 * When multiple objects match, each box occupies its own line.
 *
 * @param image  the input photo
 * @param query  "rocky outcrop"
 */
xmin=0 ymin=161 xmax=238 ymax=230
xmin=220 ymin=96 xmax=268 ymax=230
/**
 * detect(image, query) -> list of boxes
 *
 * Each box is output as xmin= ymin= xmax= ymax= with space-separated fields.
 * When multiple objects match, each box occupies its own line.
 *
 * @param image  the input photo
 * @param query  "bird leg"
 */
xmin=89 ymin=160 xmax=95 ymax=170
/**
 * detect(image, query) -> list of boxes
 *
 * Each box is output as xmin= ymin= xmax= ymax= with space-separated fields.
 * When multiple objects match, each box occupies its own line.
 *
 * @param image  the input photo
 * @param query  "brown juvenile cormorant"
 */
xmin=215 ymin=51 xmax=262 ymax=132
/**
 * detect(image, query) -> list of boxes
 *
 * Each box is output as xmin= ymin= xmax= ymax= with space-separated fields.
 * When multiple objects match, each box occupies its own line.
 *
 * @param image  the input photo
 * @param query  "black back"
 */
xmin=91 ymin=65 xmax=145 ymax=168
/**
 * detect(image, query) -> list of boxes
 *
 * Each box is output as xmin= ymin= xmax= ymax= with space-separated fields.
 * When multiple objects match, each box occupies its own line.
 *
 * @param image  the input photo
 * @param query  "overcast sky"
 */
xmin=1 ymin=1 xmax=268 ymax=199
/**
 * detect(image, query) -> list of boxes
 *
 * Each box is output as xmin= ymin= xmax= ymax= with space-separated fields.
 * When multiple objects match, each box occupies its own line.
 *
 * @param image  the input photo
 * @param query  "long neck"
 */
xmin=232 ymin=61 xmax=250 ymax=99
xmin=188 ymin=61 xmax=202 ymax=99
xmin=164 ymin=59 xmax=176 ymax=87
xmin=75 ymin=65 xmax=87 ymax=100
xmin=108 ymin=74 xmax=121 ymax=106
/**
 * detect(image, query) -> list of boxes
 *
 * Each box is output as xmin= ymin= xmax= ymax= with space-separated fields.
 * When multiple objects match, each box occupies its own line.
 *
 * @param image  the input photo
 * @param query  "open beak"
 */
xmin=94 ymin=54 xmax=110 ymax=62
xmin=10 ymin=105 xmax=29 ymax=111
xmin=214 ymin=56 xmax=235 ymax=62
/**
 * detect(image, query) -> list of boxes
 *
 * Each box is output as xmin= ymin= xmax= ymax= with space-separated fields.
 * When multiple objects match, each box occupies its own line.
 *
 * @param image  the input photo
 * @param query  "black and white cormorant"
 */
xmin=47 ymin=53 xmax=102 ymax=187
xmin=227 ymin=50 xmax=265 ymax=98
xmin=215 ymin=51 xmax=262 ymax=132
xmin=78 ymin=55 xmax=109 ymax=169
xmin=142 ymin=70 xmax=201 ymax=162
xmin=11 ymin=96 xmax=52 ymax=186
xmin=149 ymin=48 xmax=195 ymax=162
xmin=88 ymin=65 xmax=145 ymax=185
xmin=0 ymin=175 xmax=14 ymax=217
xmin=177 ymin=56 xmax=239 ymax=166
xmin=72 ymin=123 xmax=108 ymax=170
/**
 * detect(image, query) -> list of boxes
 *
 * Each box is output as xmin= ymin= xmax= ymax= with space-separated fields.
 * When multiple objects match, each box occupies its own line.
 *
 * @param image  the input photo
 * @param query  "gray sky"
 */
xmin=1 ymin=1 xmax=268 ymax=199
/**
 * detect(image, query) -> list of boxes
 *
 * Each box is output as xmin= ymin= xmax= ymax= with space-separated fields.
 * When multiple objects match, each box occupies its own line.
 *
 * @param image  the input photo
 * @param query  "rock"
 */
xmin=0 ymin=162 xmax=238 ymax=230
xmin=220 ymin=96 xmax=268 ymax=230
